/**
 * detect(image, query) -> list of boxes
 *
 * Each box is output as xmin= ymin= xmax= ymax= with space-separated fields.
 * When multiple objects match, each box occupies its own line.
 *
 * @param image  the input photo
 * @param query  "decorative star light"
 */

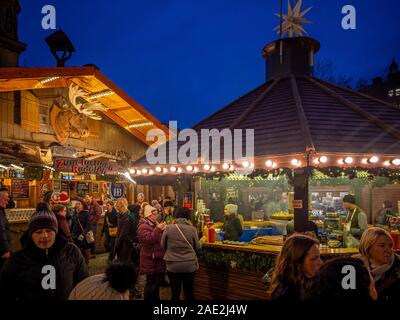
xmin=274 ymin=0 xmax=312 ymax=38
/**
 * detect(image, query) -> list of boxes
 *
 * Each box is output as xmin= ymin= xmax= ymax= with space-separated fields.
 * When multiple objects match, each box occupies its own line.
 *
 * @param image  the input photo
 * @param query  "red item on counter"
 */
xmin=208 ymin=228 xmax=215 ymax=243
xmin=391 ymin=231 xmax=399 ymax=250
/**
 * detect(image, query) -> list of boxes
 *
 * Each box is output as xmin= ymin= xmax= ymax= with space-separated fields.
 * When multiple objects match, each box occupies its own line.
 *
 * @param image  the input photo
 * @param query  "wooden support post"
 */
xmin=293 ymin=168 xmax=309 ymax=232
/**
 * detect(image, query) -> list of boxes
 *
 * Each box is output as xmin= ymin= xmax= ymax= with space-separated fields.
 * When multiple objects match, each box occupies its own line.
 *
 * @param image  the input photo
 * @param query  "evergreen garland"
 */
xmin=135 ymin=166 xmax=400 ymax=186
xmin=199 ymin=247 xmax=276 ymax=273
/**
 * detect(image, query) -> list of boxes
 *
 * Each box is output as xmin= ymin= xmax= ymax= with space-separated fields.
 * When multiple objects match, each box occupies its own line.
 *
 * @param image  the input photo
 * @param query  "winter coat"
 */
xmin=375 ymin=208 xmax=393 ymax=225
xmin=55 ymin=213 xmax=73 ymax=242
xmin=70 ymin=210 xmax=92 ymax=249
xmin=271 ymin=281 xmax=303 ymax=301
xmin=137 ymin=218 xmax=165 ymax=275
xmin=161 ymin=218 xmax=201 ymax=262
xmin=375 ymin=253 xmax=400 ymax=301
xmin=221 ymin=214 xmax=243 ymax=241
xmin=0 ymin=208 xmax=11 ymax=257
xmin=0 ymin=232 xmax=88 ymax=300
xmin=115 ymin=212 xmax=138 ymax=264
xmin=101 ymin=208 xmax=119 ymax=238
xmin=88 ymin=201 xmax=102 ymax=226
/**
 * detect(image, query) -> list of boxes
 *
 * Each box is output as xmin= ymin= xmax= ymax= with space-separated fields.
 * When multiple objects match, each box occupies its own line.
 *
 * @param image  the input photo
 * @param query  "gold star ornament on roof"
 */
xmin=274 ymin=0 xmax=313 ymax=38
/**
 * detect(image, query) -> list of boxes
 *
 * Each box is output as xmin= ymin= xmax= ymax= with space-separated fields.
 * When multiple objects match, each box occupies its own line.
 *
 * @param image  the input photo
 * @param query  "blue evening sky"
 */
xmin=19 ymin=0 xmax=400 ymax=128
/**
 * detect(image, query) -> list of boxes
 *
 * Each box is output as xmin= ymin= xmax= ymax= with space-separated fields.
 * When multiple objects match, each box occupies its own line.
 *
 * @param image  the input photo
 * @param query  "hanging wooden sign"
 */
xmin=53 ymin=157 xmax=120 ymax=175
xmin=293 ymin=200 xmax=303 ymax=209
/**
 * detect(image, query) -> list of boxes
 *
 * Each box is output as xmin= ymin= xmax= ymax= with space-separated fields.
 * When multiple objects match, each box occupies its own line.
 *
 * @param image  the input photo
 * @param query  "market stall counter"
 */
xmin=194 ymin=238 xmax=360 ymax=300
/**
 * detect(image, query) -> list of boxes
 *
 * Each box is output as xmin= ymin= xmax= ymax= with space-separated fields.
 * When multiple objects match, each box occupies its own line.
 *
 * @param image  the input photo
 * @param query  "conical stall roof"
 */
xmin=132 ymin=37 xmax=400 ymax=177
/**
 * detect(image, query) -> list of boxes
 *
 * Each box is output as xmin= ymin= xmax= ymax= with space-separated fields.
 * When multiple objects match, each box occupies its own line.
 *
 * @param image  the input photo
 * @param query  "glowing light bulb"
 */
xmin=319 ymin=156 xmax=328 ymax=163
xmin=344 ymin=157 xmax=353 ymax=164
xmin=368 ymin=156 xmax=379 ymax=164
xmin=392 ymin=159 xmax=400 ymax=166
xmin=291 ymin=159 xmax=300 ymax=166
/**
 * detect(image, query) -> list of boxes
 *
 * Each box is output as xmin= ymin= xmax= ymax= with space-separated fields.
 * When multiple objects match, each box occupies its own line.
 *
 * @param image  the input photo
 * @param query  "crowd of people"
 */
xmin=0 ymin=189 xmax=208 ymax=301
xmin=0 ymin=188 xmax=399 ymax=301
xmin=265 ymin=228 xmax=399 ymax=301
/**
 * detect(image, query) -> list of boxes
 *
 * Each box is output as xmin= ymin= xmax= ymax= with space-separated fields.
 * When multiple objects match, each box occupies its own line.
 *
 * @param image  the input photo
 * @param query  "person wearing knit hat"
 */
xmin=159 ymin=200 xmax=175 ymax=225
xmin=225 ymin=203 xmax=244 ymax=229
xmin=68 ymin=262 xmax=137 ymax=300
xmin=342 ymin=194 xmax=368 ymax=248
xmin=0 ymin=202 xmax=88 ymax=300
xmin=144 ymin=204 xmax=158 ymax=218
xmin=137 ymin=203 xmax=166 ymax=301
xmin=221 ymin=203 xmax=243 ymax=241
xmin=29 ymin=203 xmax=58 ymax=239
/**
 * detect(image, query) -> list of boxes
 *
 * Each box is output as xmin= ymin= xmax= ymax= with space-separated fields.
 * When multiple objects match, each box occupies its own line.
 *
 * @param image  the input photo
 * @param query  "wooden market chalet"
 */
xmin=0 ymin=0 xmax=170 ymax=209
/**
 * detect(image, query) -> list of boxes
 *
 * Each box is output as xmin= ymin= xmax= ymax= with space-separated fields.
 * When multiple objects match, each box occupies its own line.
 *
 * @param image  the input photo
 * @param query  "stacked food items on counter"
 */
xmin=222 ymin=240 xmax=249 ymax=246
xmin=271 ymin=212 xmax=293 ymax=220
xmin=322 ymin=211 xmax=344 ymax=247
xmin=251 ymin=235 xmax=284 ymax=246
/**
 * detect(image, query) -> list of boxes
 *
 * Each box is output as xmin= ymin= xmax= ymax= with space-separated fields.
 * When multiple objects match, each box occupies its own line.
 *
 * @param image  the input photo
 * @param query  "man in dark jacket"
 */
xmin=0 ymin=189 xmax=11 ymax=269
xmin=0 ymin=203 xmax=88 ymax=300
xmin=221 ymin=204 xmax=243 ymax=241
xmin=85 ymin=194 xmax=102 ymax=257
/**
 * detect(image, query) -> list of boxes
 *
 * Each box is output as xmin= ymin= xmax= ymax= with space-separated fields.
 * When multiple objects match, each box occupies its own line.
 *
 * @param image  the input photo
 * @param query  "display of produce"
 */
xmin=271 ymin=212 xmax=293 ymax=220
xmin=327 ymin=240 xmax=342 ymax=248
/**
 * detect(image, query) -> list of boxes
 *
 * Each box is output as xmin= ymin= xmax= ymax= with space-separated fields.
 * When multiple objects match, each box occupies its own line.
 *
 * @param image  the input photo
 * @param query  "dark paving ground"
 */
xmin=88 ymin=253 xmax=172 ymax=300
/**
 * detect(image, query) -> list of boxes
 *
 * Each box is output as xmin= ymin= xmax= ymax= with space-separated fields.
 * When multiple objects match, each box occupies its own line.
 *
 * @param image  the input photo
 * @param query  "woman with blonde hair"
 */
xmin=354 ymin=227 xmax=400 ymax=301
xmin=267 ymin=234 xmax=322 ymax=300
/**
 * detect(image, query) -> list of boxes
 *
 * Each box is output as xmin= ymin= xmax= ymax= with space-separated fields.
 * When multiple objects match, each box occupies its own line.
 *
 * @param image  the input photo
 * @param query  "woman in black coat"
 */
xmin=70 ymin=198 xmax=92 ymax=265
xmin=101 ymin=200 xmax=118 ymax=263
xmin=0 ymin=203 xmax=88 ymax=300
xmin=114 ymin=198 xmax=138 ymax=266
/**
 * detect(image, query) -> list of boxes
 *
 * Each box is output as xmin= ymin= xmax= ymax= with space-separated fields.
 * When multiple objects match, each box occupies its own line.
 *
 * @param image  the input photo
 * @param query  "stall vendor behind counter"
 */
xmin=342 ymin=194 xmax=367 ymax=248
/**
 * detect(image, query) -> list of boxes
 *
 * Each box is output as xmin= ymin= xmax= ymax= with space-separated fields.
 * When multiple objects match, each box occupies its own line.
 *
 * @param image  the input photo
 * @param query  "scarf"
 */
xmin=355 ymin=253 xmax=395 ymax=282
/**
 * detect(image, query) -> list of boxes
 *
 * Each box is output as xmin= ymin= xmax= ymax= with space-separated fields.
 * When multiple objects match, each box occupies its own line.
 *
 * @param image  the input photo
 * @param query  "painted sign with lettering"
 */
xmin=53 ymin=157 xmax=120 ymax=175
xmin=110 ymin=183 xmax=126 ymax=199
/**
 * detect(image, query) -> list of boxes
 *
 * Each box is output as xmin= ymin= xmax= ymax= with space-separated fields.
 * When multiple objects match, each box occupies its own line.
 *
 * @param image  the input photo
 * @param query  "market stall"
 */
xmin=131 ymin=35 xmax=400 ymax=298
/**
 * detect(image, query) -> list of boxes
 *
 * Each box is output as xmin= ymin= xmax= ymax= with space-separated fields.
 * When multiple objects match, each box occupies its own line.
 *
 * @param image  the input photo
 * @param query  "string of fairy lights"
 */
xmin=128 ymin=155 xmax=400 ymax=178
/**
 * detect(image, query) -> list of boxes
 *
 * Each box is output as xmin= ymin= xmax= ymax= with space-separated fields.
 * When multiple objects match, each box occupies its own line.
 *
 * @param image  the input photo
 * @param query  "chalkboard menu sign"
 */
xmin=77 ymin=182 xmax=90 ymax=197
xmin=53 ymin=180 xmax=61 ymax=192
xmin=92 ymin=182 xmax=99 ymax=194
xmin=11 ymin=179 xmax=29 ymax=199
xmin=61 ymin=181 xmax=70 ymax=192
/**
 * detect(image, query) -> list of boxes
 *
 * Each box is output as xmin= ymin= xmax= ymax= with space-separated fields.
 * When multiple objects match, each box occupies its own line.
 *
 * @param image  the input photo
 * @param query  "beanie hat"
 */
xmin=68 ymin=262 xmax=136 ymax=300
xmin=163 ymin=200 xmax=174 ymax=208
xmin=28 ymin=203 xmax=58 ymax=236
xmin=225 ymin=204 xmax=238 ymax=215
xmin=343 ymin=194 xmax=356 ymax=204
xmin=68 ymin=274 xmax=129 ymax=300
xmin=144 ymin=205 xmax=157 ymax=218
